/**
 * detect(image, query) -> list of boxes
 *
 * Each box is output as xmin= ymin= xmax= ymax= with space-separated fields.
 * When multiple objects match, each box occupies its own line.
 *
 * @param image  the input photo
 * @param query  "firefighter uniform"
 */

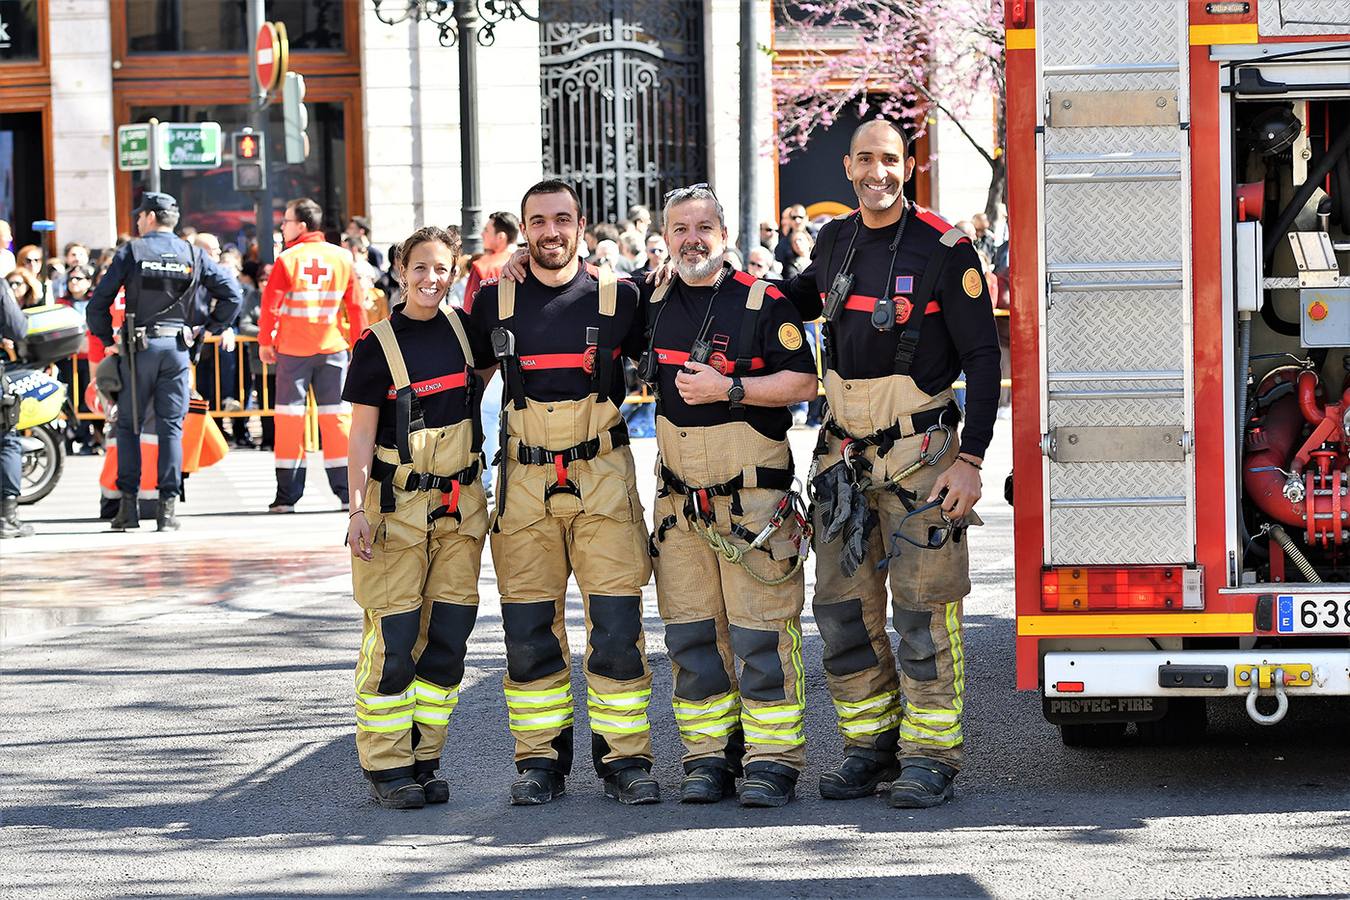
xmin=782 ymin=203 xmax=1000 ymax=802
xmin=642 ymin=266 xmax=818 ymax=804
xmin=342 ymin=305 xmax=493 ymax=804
xmin=470 ymin=264 xmax=656 ymax=799
xmin=259 ymin=231 xmax=367 ymax=508
xmin=86 ymin=192 xmax=242 ymax=532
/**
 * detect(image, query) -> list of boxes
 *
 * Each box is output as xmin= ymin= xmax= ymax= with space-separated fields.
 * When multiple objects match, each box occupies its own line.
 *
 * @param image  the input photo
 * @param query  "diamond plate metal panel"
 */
xmin=1050 ymin=460 xmax=1188 ymax=498
xmin=1043 ymin=126 xmax=1180 ymax=158
xmin=1260 ymin=0 xmax=1350 ymax=35
xmin=1048 ymin=507 xmax=1190 ymax=564
xmin=1043 ymin=72 xmax=1180 ymax=93
xmin=1039 ymin=0 xmax=1183 ymax=69
xmin=1044 ymin=182 xmax=1185 ymax=263
xmin=1047 ymin=396 xmax=1185 ymax=429
xmin=1047 ymin=291 xmax=1185 ymax=371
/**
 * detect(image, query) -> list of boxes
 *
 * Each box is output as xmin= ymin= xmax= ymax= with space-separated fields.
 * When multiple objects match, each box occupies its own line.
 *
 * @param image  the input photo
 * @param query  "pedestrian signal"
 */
xmin=232 ymin=129 xmax=266 ymax=192
xmin=282 ymin=72 xmax=309 ymax=164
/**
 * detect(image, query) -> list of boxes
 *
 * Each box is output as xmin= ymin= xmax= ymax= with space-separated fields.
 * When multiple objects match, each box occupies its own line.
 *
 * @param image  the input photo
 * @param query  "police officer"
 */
xmin=473 ymin=180 xmax=659 ymax=807
xmin=781 ymin=120 xmax=1000 ymax=808
xmin=638 ymin=186 xmax=818 ymax=807
xmin=344 ymin=226 xmax=494 ymax=809
xmin=0 ymin=276 xmax=33 ymax=539
xmin=88 ymin=192 xmax=243 ymax=533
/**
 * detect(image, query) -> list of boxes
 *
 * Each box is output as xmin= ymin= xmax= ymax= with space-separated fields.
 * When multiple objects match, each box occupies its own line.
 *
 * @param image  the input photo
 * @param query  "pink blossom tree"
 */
xmin=773 ymin=0 xmax=1006 ymax=220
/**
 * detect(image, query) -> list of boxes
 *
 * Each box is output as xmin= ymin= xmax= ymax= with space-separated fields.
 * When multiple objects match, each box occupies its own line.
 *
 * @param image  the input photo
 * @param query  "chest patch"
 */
xmin=962 ymin=268 xmax=983 ymax=299
xmin=894 ymin=275 xmax=914 ymax=294
xmin=778 ymin=322 xmax=803 ymax=351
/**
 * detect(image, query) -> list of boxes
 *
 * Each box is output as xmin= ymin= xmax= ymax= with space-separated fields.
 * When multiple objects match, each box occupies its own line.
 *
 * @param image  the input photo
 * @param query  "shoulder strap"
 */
xmin=731 ymin=279 xmax=771 ymax=376
xmin=591 ymin=266 xmax=618 ymax=399
xmin=813 ymin=215 xmax=850 ymax=293
xmin=442 ymin=306 xmax=476 ymax=369
xmin=894 ymin=226 xmax=964 ymax=376
xmin=498 ymin=277 xmax=515 ymax=321
xmin=597 ymin=265 xmax=617 ymax=316
xmin=369 ymin=318 xmax=422 ymax=463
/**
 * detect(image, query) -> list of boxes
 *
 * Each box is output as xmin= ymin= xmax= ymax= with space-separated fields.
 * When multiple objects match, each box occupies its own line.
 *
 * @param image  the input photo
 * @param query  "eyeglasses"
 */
xmin=69 ymin=275 xmax=90 ymax=283
xmin=662 ymin=182 xmax=714 ymax=203
xmin=24 ymin=256 xmax=41 ymax=264
xmin=790 ymin=214 xmax=806 ymax=221
xmin=6 ymin=280 xmax=25 ymax=289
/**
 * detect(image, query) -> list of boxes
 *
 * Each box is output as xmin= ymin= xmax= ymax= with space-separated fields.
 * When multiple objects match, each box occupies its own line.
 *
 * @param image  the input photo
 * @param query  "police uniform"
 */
xmin=258 ymin=230 xmax=367 ymax=510
xmin=342 ymin=305 xmax=493 ymax=807
xmin=642 ymin=265 xmax=817 ymax=805
xmin=470 ymin=264 xmax=657 ymax=804
xmin=87 ymin=192 xmax=243 ymax=532
xmin=0 ymin=278 xmax=32 ymax=538
xmin=782 ymin=202 xmax=1000 ymax=803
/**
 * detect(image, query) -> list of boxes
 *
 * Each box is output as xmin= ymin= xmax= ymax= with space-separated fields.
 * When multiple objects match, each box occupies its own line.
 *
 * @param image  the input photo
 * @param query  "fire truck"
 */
xmin=1007 ymin=0 xmax=1350 ymax=744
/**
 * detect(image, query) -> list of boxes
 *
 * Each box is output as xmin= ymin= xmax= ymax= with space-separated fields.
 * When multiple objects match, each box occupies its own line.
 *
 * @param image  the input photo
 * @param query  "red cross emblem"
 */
xmin=301 ymin=259 xmax=329 ymax=285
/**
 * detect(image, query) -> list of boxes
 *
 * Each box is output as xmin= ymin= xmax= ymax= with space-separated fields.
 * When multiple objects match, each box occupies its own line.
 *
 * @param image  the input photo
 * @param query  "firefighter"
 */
xmin=258 ymin=197 xmax=367 ymax=513
xmin=471 ymin=180 xmax=659 ymax=806
xmin=87 ymin=191 xmax=242 ymax=532
xmin=781 ymin=120 xmax=1001 ymax=808
xmin=639 ymin=185 xmax=818 ymax=807
xmin=343 ymin=225 xmax=494 ymax=809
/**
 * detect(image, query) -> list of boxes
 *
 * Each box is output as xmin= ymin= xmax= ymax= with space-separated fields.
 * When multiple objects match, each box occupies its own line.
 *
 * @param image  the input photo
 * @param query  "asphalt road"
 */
xmin=2 ymin=414 xmax=1348 ymax=899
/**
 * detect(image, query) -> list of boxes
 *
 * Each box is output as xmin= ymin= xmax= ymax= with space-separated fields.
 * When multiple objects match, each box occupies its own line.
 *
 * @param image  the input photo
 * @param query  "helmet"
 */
xmin=95 ymin=355 xmax=121 ymax=396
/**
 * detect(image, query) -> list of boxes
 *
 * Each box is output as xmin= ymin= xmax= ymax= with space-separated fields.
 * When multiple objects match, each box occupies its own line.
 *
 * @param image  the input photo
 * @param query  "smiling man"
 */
xmin=469 ymin=180 xmax=659 ymax=808
xmin=779 ymin=119 xmax=1001 ymax=809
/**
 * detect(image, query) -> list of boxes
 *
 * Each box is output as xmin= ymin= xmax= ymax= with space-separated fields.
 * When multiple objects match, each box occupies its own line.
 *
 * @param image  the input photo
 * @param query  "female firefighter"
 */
xmin=343 ymin=226 xmax=494 ymax=809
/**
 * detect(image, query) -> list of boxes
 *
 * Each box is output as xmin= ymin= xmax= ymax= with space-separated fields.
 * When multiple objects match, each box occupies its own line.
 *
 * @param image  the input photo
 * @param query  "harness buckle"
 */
xmin=695 ymin=488 xmax=714 ymax=522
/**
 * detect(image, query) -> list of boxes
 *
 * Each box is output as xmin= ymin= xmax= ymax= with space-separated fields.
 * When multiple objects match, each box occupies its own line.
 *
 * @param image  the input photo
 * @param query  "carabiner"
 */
xmin=920 ymin=423 xmax=954 ymax=466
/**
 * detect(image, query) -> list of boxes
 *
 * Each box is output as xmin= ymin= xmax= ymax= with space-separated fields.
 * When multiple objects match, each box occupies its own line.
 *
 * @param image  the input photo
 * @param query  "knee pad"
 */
xmin=729 ymin=624 xmax=786 ymax=702
xmin=586 ymin=594 xmax=644 ymax=681
xmin=664 ymin=619 xmax=731 ymax=700
xmin=813 ymin=598 xmax=880 ymax=677
xmin=892 ymin=606 xmax=938 ymax=682
xmin=501 ymin=600 xmax=567 ymax=683
xmin=418 ymin=602 xmax=479 ymax=686
xmin=375 ymin=608 xmax=422 ymax=694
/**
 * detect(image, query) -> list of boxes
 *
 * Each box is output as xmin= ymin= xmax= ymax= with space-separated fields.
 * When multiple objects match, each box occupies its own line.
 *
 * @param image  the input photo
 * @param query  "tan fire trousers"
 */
xmin=352 ymin=441 xmax=488 ymax=780
xmin=491 ymin=398 xmax=654 ymax=776
xmin=812 ymin=372 xmax=974 ymax=770
xmin=652 ymin=418 xmax=808 ymax=775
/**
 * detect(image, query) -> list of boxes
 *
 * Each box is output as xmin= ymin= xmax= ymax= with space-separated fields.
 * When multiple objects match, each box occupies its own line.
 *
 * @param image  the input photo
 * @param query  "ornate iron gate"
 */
xmin=539 ymin=1 xmax=706 ymax=225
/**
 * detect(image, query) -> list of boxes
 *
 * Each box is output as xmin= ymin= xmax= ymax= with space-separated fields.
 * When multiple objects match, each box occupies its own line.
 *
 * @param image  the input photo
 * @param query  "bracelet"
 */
xmin=349 ymin=509 xmax=366 ymax=519
xmin=956 ymin=455 xmax=982 ymax=471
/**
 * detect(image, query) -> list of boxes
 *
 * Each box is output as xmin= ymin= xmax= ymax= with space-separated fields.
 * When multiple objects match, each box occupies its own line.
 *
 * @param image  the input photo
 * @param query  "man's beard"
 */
xmin=529 ymin=233 xmax=577 ymax=270
xmin=675 ymin=246 xmax=722 ymax=282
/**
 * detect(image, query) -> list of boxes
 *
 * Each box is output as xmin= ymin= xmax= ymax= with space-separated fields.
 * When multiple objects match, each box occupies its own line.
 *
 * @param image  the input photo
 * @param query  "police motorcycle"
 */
xmin=0 ymin=304 xmax=87 ymax=505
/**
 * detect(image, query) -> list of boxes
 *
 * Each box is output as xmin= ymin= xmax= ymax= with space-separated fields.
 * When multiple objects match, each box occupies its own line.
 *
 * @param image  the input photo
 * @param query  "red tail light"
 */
xmin=1053 ymin=681 xmax=1084 ymax=693
xmin=1041 ymin=566 xmax=1186 ymax=611
xmin=1010 ymin=0 xmax=1029 ymax=28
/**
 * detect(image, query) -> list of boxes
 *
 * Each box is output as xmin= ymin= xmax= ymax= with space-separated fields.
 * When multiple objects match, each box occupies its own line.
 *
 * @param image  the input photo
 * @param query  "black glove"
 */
xmin=812 ymin=461 xmax=855 ymax=545
xmin=841 ymin=506 xmax=878 ymax=578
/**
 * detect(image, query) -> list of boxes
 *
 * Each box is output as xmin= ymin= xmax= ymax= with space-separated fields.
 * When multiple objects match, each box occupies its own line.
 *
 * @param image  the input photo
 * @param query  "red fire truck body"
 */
xmin=1006 ymin=0 xmax=1350 ymax=741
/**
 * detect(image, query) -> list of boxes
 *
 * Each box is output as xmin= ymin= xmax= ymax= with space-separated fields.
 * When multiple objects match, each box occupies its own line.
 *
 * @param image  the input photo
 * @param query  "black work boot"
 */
xmin=603 ymin=766 xmax=661 ymax=805
xmin=368 ymin=776 xmax=426 ymax=810
xmin=156 ymin=495 xmax=181 ymax=532
xmin=680 ymin=764 xmax=735 ymax=804
xmin=0 ymin=497 xmax=33 ymax=539
xmin=509 ymin=768 xmax=565 ymax=806
xmin=414 ymin=771 xmax=450 ymax=804
xmin=738 ymin=763 xmax=797 ymax=808
xmin=888 ymin=758 xmax=958 ymax=809
xmin=819 ymin=752 xmax=901 ymax=800
xmin=110 ymin=495 xmax=140 ymax=531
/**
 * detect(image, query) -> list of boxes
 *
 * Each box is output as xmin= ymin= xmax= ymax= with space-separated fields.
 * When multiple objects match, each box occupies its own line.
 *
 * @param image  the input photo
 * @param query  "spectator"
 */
xmin=758 ymin=220 xmax=779 ymax=252
xmin=15 ymin=245 xmax=49 ymax=303
xmin=615 ymin=231 xmax=644 ymax=274
xmin=5 ymin=268 xmax=43 ymax=309
xmin=971 ymin=212 xmax=996 ymax=263
xmin=746 ymin=245 xmax=777 ymax=280
xmin=43 ymin=258 xmax=65 ymax=304
xmin=593 ymin=238 xmax=623 ymax=270
xmin=346 ymin=215 xmax=385 ymax=271
xmin=178 ymin=225 xmax=198 ymax=242
xmin=463 ymin=210 xmax=518 ymax=312
xmin=627 ymin=204 xmax=652 ymax=236
xmin=781 ymin=229 xmax=814 ymax=281
xmin=0 ymin=220 xmax=13 ymax=277
xmin=193 ymin=232 xmax=222 ymax=263
xmin=630 ymin=234 xmax=667 ymax=280
xmin=234 ymin=262 xmax=264 ymax=449
xmin=775 ymin=204 xmax=808 ymax=268
xmin=56 ymin=264 xmax=100 ymax=453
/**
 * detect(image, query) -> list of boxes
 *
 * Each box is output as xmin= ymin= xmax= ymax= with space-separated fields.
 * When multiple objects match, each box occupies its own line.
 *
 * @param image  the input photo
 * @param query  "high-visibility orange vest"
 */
xmin=258 ymin=231 xmax=366 ymax=357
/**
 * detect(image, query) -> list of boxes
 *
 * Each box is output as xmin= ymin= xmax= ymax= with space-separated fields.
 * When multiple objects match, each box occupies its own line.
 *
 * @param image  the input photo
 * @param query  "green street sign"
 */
xmin=157 ymin=122 xmax=223 ymax=170
xmin=117 ymin=124 xmax=151 ymax=171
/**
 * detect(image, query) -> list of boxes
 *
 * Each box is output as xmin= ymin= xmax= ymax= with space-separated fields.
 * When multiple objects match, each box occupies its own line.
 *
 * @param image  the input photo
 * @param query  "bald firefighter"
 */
xmin=472 ymin=180 xmax=658 ymax=806
xmin=344 ymin=226 xmax=493 ymax=808
xmin=781 ymin=120 xmax=1000 ymax=808
xmin=640 ymin=185 xmax=818 ymax=807
xmin=259 ymin=197 xmax=367 ymax=513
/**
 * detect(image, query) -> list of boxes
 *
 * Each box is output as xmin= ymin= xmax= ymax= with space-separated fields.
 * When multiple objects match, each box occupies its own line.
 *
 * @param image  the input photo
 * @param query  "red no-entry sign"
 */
xmin=254 ymin=22 xmax=288 ymax=95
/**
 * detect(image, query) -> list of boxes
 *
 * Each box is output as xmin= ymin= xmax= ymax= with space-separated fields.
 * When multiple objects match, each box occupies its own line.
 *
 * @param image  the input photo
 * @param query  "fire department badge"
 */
xmin=778 ymin=322 xmax=804 ymax=351
xmin=962 ymin=268 xmax=983 ymax=298
xmin=893 ymin=295 xmax=914 ymax=324
xmin=581 ymin=345 xmax=597 ymax=374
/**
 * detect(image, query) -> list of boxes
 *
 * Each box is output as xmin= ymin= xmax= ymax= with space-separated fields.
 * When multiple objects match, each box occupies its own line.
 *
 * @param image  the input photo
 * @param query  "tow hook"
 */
xmin=1236 ymin=663 xmax=1313 ymax=725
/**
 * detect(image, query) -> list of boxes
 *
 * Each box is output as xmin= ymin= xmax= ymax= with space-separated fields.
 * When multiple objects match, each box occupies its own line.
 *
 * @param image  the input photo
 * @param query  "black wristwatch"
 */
xmin=727 ymin=376 xmax=745 ymax=409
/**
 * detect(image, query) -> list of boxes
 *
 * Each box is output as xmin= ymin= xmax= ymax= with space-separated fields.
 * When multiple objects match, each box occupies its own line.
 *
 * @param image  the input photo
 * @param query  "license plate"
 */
xmin=1277 ymin=594 xmax=1350 ymax=634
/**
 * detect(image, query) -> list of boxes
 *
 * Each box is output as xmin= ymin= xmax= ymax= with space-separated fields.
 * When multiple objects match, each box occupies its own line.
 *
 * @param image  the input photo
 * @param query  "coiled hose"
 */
xmin=1266 ymin=523 xmax=1322 ymax=583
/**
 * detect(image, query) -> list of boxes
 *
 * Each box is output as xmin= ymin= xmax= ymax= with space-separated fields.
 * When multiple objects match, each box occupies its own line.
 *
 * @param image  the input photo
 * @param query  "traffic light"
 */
xmin=232 ymin=129 xmax=266 ymax=191
xmin=282 ymin=72 xmax=309 ymax=164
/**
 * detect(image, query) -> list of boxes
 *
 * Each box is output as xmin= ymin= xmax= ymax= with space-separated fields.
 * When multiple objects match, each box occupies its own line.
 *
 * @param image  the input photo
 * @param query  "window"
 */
xmin=125 ymin=0 xmax=344 ymax=54
xmin=0 ymin=0 xmax=41 ymax=62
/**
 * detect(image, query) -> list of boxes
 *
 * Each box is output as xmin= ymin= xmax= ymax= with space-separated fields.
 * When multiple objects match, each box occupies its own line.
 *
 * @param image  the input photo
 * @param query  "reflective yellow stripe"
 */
xmin=1006 ymin=27 xmax=1035 ymax=50
xmin=947 ymin=601 xmax=965 ymax=714
xmin=357 ymin=715 xmax=414 ymax=733
xmin=743 ymin=704 xmax=803 ymax=724
xmin=509 ymin=711 xmax=575 ymax=730
xmin=354 ymin=628 xmax=377 ymax=691
xmin=833 ymin=691 xmax=900 ymax=716
xmin=744 ymin=725 xmax=805 ymax=746
xmin=1189 ymin=23 xmax=1257 ymax=45
xmin=680 ymin=721 xmax=739 ymax=739
xmin=588 ymin=687 xmax=652 ymax=703
xmin=356 ymin=688 xmax=415 ymax=709
xmin=413 ymin=680 xmax=459 ymax=703
xmin=587 ymin=688 xmax=651 ymax=710
xmin=505 ymin=686 xmax=573 ymax=707
xmin=590 ymin=713 xmax=651 ymax=734
xmin=787 ymin=619 xmax=805 ymax=707
xmin=1017 ymin=612 xmax=1253 ymax=637
xmin=899 ymin=722 xmax=963 ymax=748
xmin=839 ymin=711 xmax=902 ymax=736
xmin=413 ymin=711 xmax=452 ymax=725
xmin=673 ymin=693 xmax=740 ymax=717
